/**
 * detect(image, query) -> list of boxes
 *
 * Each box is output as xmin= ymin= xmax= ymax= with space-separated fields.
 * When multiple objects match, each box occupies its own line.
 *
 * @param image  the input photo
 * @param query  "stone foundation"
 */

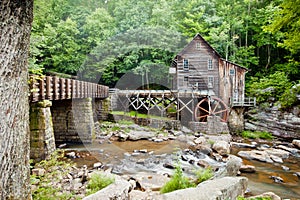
xmin=228 ymin=107 xmax=245 ymax=133
xmin=30 ymin=100 xmax=56 ymax=161
xmin=189 ymin=116 xmax=229 ymax=134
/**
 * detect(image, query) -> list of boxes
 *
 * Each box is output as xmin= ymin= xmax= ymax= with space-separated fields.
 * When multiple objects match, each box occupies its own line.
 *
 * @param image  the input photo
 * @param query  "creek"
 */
xmin=63 ymin=139 xmax=300 ymax=199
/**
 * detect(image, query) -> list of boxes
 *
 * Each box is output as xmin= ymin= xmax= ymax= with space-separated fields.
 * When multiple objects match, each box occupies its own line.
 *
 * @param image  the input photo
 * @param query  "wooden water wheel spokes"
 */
xmin=194 ymin=96 xmax=229 ymax=122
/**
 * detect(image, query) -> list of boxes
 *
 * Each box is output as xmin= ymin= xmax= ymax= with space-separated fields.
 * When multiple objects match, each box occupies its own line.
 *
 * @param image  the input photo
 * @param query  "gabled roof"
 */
xmin=177 ymin=33 xmax=221 ymax=58
xmin=175 ymin=33 xmax=248 ymax=71
xmin=220 ymin=58 xmax=249 ymax=71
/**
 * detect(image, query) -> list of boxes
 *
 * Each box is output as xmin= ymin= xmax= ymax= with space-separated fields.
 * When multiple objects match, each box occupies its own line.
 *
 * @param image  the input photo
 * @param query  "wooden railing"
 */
xmin=30 ymin=75 xmax=109 ymax=102
xmin=231 ymin=97 xmax=256 ymax=107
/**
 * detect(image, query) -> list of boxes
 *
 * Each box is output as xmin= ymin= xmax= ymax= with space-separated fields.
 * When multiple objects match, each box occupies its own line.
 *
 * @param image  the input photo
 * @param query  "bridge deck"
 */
xmin=113 ymin=89 xmax=215 ymax=97
xmin=30 ymin=76 xmax=109 ymax=102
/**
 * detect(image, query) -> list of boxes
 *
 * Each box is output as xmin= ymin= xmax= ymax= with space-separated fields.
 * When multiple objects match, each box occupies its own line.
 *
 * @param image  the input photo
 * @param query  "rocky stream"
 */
xmin=49 ymin=122 xmax=300 ymax=200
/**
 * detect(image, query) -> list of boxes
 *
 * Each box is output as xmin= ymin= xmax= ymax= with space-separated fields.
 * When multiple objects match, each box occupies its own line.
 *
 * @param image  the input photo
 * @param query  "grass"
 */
xmin=111 ymin=110 xmax=169 ymax=120
xmin=194 ymin=167 xmax=213 ymax=184
xmin=31 ymin=150 xmax=78 ymax=200
xmin=241 ymin=131 xmax=273 ymax=140
xmin=160 ymin=165 xmax=195 ymax=194
xmin=86 ymin=173 xmax=115 ymax=195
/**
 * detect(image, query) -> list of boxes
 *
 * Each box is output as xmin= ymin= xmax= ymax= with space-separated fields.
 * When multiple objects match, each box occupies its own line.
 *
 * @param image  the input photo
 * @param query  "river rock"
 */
xmin=32 ymin=168 xmax=46 ymax=176
xmin=294 ymin=172 xmax=300 ymax=178
xmin=238 ymin=150 xmax=273 ymax=163
xmin=270 ymin=155 xmax=283 ymax=163
xmin=83 ymin=177 xmax=131 ymax=200
xmin=292 ymin=139 xmax=300 ymax=149
xmin=214 ymin=155 xmax=242 ymax=178
xmin=265 ymin=148 xmax=289 ymax=159
xmin=277 ymin=145 xmax=299 ymax=154
xmin=161 ymin=177 xmax=248 ymax=200
xmin=249 ymin=192 xmax=281 ymax=200
xmin=93 ymin=162 xmax=102 ymax=169
xmin=230 ymin=142 xmax=256 ymax=148
xmin=270 ymin=176 xmax=283 ymax=183
xmin=131 ymin=172 xmax=170 ymax=191
xmin=127 ymin=130 xmax=156 ymax=140
xmin=194 ymin=137 xmax=207 ymax=144
xmin=240 ymin=165 xmax=256 ymax=173
xmin=212 ymin=141 xmax=230 ymax=155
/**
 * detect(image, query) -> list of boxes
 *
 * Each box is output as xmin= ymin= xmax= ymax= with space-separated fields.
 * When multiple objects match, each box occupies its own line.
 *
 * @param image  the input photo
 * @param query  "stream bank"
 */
xmin=58 ymin=121 xmax=300 ymax=199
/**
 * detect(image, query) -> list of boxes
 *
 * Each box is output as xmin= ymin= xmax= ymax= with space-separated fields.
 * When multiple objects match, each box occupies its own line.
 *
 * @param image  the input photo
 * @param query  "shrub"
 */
xmin=247 ymin=71 xmax=292 ymax=104
xmin=86 ymin=173 xmax=115 ymax=195
xmin=279 ymin=82 xmax=300 ymax=109
xmin=241 ymin=131 xmax=273 ymax=140
xmin=160 ymin=165 xmax=195 ymax=194
xmin=194 ymin=167 xmax=213 ymax=184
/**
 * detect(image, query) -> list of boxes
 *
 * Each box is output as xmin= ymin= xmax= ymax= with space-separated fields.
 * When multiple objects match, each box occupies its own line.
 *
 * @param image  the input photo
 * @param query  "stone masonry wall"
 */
xmin=189 ymin=116 xmax=229 ymax=134
xmin=51 ymin=98 xmax=95 ymax=143
xmin=30 ymin=100 xmax=56 ymax=161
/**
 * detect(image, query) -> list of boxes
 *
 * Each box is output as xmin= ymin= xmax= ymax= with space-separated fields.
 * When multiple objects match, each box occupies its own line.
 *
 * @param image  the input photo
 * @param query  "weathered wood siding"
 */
xmin=218 ymin=59 xmax=247 ymax=105
xmin=176 ymin=36 xmax=220 ymax=96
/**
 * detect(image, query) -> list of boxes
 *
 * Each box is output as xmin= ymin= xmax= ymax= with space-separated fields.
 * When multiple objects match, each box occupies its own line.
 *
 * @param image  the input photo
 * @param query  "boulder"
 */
xmin=249 ymin=192 xmax=281 ymax=200
xmin=277 ymin=145 xmax=299 ymax=154
xmin=270 ymin=155 xmax=283 ymax=163
xmin=215 ymin=155 xmax=242 ymax=178
xmin=230 ymin=142 xmax=256 ymax=148
xmin=212 ymin=141 xmax=230 ymax=155
xmin=83 ymin=178 xmax=131 ymax=200
xmin=161 ymin=177 xmax=248 ymax=200
xmin=131 ymin=172 xmax=170 ymax=191
xmin=237 ymin=150 xmax=273 ymax=163
xmin=127 ymin=130 xmax=156 ymax=140
xmin=265 ymin=148 xmax=289 ymax=159
xmin=292 ymin=139 xmax=300 ymax=149
xmin=240 ymin=165 xmax=256 ymax=173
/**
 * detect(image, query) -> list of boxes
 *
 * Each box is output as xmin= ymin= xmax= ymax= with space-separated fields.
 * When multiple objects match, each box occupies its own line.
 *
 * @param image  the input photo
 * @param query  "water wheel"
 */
xmin=194 ymin=96 xmax=228 ymax=122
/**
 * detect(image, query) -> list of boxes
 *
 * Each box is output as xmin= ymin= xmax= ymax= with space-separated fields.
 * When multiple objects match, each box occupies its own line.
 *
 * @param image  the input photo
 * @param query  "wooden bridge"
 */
xmin=30 ymin=75 xmax=109 ymax=102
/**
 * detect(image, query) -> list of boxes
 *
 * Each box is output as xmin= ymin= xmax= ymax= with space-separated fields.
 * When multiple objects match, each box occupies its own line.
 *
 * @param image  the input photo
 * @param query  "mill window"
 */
xmin=208 ymin=76 xmax=214 ymax=88
xmin=196 ymin=42 xmax=201 ymax=50
xmin=229 ymin=69 xmax=235 ymax=75
xmin=183 ymin=59 xmax=189 ymax=71
xmin=208 ymin=59 xmax=213 ymax=70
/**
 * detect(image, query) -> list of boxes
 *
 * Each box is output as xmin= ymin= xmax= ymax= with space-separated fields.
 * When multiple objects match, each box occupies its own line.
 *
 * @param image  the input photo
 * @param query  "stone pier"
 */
xmin=228 ymin=107 xmax=245 ymax=133
xmin=30 ymin=100 xmax=56 ymax=161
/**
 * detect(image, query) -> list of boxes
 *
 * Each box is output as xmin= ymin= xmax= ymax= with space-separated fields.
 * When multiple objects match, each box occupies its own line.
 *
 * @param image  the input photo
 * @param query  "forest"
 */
xmin=30 ymin=0 xmax=300 ymax=108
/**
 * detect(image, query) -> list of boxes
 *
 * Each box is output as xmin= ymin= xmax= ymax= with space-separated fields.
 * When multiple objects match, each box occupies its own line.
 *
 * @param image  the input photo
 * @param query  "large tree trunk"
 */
xmin=0 ymin=1 xmax=33 ymax=199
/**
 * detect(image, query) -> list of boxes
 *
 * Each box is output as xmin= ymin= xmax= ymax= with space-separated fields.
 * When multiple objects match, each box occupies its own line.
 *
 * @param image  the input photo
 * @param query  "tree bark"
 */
xmin=0 ymin=1 xmax=33 ymax=199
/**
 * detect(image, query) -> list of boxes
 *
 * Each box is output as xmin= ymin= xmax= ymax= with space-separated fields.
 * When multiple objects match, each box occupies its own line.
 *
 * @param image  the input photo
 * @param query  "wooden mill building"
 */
xmin=170 ymin=33 xmax=248 ymax=106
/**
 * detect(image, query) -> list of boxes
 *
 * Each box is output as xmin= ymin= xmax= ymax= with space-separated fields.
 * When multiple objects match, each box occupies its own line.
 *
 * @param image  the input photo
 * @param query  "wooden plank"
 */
xmin=45 ymin=76 xmax=52 ymax=100
xmin=66 ymin=79 xmax=70 ymax=99
xmin=39 ymin=77 xmax=45 ymax=100
xmin=60 ymin=78 xmax=65 ymax=99
xmin=53 ymin=76 xmax=59 ymax=100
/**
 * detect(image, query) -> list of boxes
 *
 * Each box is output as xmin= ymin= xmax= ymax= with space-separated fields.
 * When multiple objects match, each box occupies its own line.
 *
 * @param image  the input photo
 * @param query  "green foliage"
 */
xmin=160 ymin=165 xmax=195 ymax=194
xmin=194 ymin=167 xmax=213 ymax=184
xmin=31 ymin=0 xmax=299 ymax=88
xmin=241 ymin=131 xmax=273 ymax=140
xmin=247 ymin=71 xmax=292 ymax=103
xmin=279 ymin=82 xmax=300 ymax=109
xmin=86 ymin=173 xmax=115 ymax=195
xmin=117 ymin=120 xmax=135 ymax=125
xmin=31 ymin=150 xmax=78 ymax=200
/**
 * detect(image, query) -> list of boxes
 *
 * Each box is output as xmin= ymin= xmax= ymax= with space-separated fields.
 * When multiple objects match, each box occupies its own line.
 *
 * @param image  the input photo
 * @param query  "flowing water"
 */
xmin=64 ymin=140 xmax=300 ymax=199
